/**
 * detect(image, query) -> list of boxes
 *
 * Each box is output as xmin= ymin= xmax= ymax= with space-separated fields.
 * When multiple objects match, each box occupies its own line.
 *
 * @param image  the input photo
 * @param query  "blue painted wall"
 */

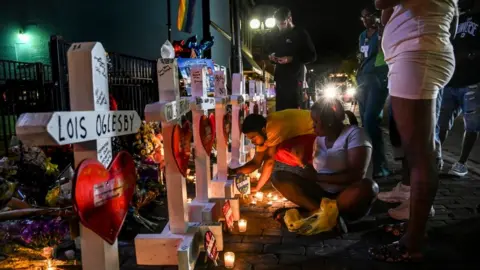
xmin=0 ymin=0 xmax=231 ymax=67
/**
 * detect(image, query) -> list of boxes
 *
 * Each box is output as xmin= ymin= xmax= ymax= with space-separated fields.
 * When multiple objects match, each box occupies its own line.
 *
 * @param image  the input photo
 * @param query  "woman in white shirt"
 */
xmin=370 ymin=0 xmax=458 ymax=262
xmin=271 ymin=99 xmax=378 ymax=228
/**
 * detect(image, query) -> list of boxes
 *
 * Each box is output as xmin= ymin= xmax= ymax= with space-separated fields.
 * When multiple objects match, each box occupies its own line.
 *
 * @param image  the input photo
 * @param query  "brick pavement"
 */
xmin=119 ymin=102 xmax=480 ymax=270
xmin=119 ymin=131 xmax=480 ymax=270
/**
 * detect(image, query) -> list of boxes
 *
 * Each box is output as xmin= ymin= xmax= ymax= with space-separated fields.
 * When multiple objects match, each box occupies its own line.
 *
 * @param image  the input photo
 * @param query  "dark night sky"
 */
xmin=255 ymin=0 xmax=374 ymax=65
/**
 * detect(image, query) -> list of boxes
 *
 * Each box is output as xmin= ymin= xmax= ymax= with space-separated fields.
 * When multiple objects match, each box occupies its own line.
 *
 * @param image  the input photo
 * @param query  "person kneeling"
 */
xmin=272 ymin=99 xmax=379 ymax=235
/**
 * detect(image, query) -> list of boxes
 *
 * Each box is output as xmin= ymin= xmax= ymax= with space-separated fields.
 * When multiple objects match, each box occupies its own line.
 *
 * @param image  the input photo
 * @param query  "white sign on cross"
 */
xmin=136 ymin=59 xmax=222 ymax=270
xmin=229 ymin=74 xmax=248 ymax=168
xmin=15 ymin=42 xmax=141 ymax=270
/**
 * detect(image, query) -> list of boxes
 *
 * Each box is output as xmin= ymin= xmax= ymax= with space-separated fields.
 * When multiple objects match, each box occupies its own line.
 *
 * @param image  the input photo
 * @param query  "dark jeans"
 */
xmin=275 ymin=78 xmax=302 ymax=111
xmin=356 ymin=70 xmax=389 ymax=171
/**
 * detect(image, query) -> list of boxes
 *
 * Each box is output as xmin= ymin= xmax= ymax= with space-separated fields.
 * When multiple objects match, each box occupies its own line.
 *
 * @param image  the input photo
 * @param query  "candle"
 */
xmin=256 ymin=172 xmax=261 ymax=179
xmin=187 ymin=198 xmax=192 ymax=204
xmin=272 ymin=195 xmax=278 ymax=201
xmin=251 ymin=199 xmax=257 ymax=205
xmin=255 ymin=192 xmax=264 ymax=201
xmin=267 ymin=201 xmax=273 ymax=206
xmin=224 ymin=252 xmax=235 ymax=268
xmin=267 ymin=192 xmax=273 ymax=199
xmin=238 ymin=219 xmax=247 ymax=232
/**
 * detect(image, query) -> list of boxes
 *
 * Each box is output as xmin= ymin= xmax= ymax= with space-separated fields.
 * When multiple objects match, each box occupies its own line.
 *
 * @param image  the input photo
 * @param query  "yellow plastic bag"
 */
xmin=284 ymin=198 xmax=339 ymax=235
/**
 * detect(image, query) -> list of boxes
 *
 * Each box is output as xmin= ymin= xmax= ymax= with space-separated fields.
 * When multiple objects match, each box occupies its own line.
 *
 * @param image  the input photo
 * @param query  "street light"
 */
xmin=250 ymin=18 xmax=261 ymax=30
xmin=265 ymin=18 xmax=276 ymax=28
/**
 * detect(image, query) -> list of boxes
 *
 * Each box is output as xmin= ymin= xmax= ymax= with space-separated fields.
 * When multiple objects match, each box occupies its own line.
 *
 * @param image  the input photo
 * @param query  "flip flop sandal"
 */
xmin=368 ymin=241 xmax=423 ymax=263
xmin=383 ymin=222 xmax=407 ymax=237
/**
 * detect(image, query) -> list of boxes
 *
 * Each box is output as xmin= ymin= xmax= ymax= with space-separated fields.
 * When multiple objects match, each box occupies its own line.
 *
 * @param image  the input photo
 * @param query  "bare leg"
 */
xmin=391 ymin=96 xmax=437 ymax=254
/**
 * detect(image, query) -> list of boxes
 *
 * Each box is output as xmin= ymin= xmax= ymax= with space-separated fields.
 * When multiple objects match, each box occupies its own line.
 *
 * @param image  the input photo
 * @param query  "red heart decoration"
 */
xmin=73 ymin=151 xmax=136 ymax=245
xmin=223 ymin=112 xmax=232 ymax=145
xmin=200 ymin=115 xmax=215 ymax=155
xmin=173 ymin=120 xmax=192 ymax=177
xmin=208 ymin=113 xmax=216 ymax=142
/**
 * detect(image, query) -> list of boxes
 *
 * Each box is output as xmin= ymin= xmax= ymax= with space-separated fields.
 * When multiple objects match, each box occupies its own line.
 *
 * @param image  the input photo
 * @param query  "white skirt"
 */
xmin=387 ymin=51 xmax=455 ymax=100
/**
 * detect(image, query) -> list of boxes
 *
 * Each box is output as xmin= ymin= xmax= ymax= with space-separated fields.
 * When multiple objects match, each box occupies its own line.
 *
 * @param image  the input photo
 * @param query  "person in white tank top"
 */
xmin=369 ymin=0 xmax=458 ymax=263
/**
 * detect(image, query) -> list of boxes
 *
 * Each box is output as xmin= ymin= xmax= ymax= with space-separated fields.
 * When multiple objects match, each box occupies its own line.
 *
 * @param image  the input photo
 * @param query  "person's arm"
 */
xmin=381 ymin=8 xmax=394 ymax=26
xmin=277 ymin=30 xmax=316 ymax=65
xmin=314 ymin=146 xmax=372 ymax=185
xmin=251 ymin=146 xmax=277 ymax=192
xmin=296 ymin=30 xmax=317 ymax=64
xmin=230 ymin=148 xmax=266 ymax=175
xmin=375 ymin=0 xmax=401 ymax=10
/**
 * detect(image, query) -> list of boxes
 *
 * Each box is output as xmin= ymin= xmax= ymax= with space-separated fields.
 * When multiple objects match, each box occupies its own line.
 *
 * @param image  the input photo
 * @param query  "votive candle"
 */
xmin=272 ymin=195 xmax=278 ymax=201
xmin=255 ymin=192 xmax=264 ymax=201
xmin=224 ymin=252 xmax=235 ymax=268
xmin=238 ymin=219 xmax=247 ymax=232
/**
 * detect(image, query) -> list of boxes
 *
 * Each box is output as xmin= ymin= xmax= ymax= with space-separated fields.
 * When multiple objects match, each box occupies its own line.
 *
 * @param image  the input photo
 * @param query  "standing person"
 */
xmin=437 ymin=1 xmax=480 ymax=177
xmin=356 ymin=7 xmax=390 ymax=177
xmin=268 ymin=7 xmax=317 ymax=111
xmin=370 ymin=0 xmax=458 ymax=262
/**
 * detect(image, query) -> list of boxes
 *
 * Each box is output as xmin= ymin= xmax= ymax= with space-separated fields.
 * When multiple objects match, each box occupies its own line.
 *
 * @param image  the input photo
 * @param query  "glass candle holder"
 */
xmin=238 ymin=219 xmax=247 ymax=232
xmin=224 ymin=252 xmax=235 ymax=268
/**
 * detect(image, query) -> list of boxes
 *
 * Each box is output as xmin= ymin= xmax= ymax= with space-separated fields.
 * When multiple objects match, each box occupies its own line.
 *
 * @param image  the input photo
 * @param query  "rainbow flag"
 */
xmin=177 ymin=0 xmax=197 ymax=33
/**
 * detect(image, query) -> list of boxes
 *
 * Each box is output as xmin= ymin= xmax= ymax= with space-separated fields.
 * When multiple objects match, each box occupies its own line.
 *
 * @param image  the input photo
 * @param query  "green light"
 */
xmin=18 ymin=31 xmax=29 ymax=43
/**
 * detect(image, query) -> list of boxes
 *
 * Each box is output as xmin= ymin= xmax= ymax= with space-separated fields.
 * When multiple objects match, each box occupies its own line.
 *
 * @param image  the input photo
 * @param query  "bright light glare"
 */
xmin=265 ymin=18 xmax=276 ymax=28
xmin=324 ymin=86 xmax=338 ymax=99
xmin=18 ymin=32 xmax=29 ymax=43
xmin=346 ymin=87 xmax=356 ymax=96
xmin=250 ymin=19 xmax=261 ymax=29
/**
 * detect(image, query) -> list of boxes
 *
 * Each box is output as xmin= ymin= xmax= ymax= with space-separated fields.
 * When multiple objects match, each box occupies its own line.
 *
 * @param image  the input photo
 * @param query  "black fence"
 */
xmin=1 ymin=35 xmax=159 ymax=155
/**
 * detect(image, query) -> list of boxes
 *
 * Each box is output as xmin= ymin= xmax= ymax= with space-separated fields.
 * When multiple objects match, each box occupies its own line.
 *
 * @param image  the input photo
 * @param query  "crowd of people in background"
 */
xmin=232 ymin=0 xmax=480 ymax=264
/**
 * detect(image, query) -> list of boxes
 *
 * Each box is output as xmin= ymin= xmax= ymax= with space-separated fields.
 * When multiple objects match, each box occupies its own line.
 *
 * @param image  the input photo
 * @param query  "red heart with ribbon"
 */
xmin=209 ymin=113 xmax=216 ymax=141
xmin=223 ymin=112 xmax=232 ymax=145
xmin=200 ymin=114 xmax=215 ymax=155
xmin=173 ymin=120 xmax=192 ymax=177
xmin=73 ymin=151 xmax=136 ymax=245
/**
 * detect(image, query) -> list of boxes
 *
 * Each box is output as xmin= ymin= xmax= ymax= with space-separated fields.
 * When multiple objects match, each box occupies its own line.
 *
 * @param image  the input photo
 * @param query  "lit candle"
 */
xmin=256 ymin=172 xmax=261 ymax=179
xmin=267 ymin=201 xmax=273 ymax=206
xmin=255 ymin=192 xmax=264 ymax=201
xmin=272 ymin=195 xmax=278 ymax=201
xmin=267 ymin=192 xmax=273 ymax=199
xmin=238 ymin=219 xmax=247 ymax=232
xmin=187 ymin=198 xmax=192 ymax=204
xmin=224 ymin=252 xmax=235 ymax=268
xmin=251 ymin=199 xmax=257 ymax=205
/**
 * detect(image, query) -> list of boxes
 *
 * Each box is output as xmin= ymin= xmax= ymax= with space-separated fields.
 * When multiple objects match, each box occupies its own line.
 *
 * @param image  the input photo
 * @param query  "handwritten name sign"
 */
xmin=47 ymin=111 xmax=141 ymax=144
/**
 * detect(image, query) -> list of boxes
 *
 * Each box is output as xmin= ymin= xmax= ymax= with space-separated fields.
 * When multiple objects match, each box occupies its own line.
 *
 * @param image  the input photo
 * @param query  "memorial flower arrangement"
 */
xmin=129 ymin=121 xmax=167 ymax=231
xmin=19 ymin=218 xmax=69 ymax=249
xmin=133 ymin=121 xmax=164 ymax=165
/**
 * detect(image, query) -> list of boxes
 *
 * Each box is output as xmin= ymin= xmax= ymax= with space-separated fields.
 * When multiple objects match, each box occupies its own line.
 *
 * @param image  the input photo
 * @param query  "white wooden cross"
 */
xmin=136 ymin=59 xmax=222 ymax=270
xmin=229 ymin=74 xmax=248 ymax=167
xmin=256 ymin=80 xmax=268 ymax=117
xmin=209 ymin=69 xmax=240 ymax=220
xmin=15 ymin=42 xmax=141 ymax=270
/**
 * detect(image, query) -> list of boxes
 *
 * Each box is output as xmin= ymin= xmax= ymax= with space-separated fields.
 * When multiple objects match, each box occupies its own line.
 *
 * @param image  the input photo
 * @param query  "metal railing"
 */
xmin=0 ymin=36 xmax=159 ymax=155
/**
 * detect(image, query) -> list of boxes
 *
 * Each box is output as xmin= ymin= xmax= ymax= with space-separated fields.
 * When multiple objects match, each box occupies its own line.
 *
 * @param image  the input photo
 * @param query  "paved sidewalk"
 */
xmin=119 ymin=131 xmax=480 ymax=270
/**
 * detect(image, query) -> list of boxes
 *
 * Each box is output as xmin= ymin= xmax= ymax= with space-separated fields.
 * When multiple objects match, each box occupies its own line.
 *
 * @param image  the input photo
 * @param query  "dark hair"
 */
xmin=274 ymin=7 xmax=292 ymax=21
xmin=362 ymin=5 xmax=379 ymax=17
xmin=311 ymin=99 xmax=358 ymax=126
xmin=242 ymin=114 xmax=267 ymax=133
